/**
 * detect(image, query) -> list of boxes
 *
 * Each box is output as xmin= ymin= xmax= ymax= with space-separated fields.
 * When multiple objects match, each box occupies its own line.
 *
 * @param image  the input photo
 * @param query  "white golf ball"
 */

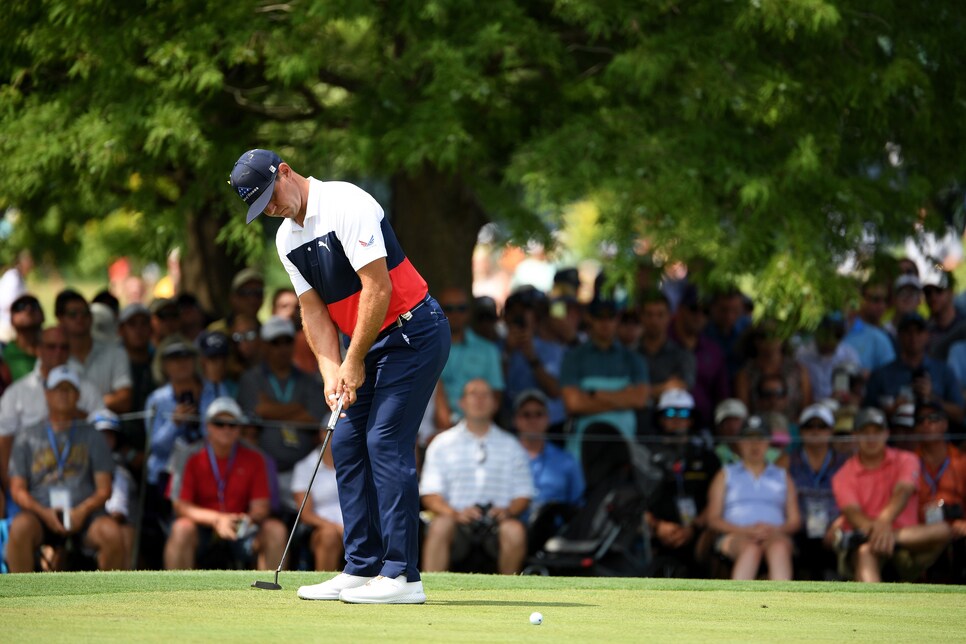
xmin=529 ymin=612 xmax=543 ymax=626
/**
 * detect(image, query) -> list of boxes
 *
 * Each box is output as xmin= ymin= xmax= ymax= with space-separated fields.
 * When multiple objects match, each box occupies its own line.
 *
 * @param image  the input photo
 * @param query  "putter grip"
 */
xmin=327 ymin=396 xmax=344 ymax=430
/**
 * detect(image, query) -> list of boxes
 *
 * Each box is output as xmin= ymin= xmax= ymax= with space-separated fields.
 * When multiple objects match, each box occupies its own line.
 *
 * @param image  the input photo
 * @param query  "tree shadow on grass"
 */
xmin=430 ymin=600 xmax=595 ymax=607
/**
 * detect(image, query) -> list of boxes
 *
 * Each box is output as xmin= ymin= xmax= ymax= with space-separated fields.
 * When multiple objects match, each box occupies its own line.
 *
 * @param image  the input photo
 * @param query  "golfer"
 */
xmin=230 ymin=149 xmax=450 ymax=604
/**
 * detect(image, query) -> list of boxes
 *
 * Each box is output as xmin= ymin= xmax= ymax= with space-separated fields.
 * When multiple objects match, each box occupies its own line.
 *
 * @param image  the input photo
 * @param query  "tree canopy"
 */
xmin=1 ymin=0 xmax=963 ymax=325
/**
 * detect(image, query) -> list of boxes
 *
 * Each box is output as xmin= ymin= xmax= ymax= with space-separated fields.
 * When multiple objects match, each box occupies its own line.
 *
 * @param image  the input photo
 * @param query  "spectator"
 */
xmin=55 ymin=289 xmax=133 ymax=414
xmin=706 ymin=415 xmax=801 ymax=580
xmin=89 ymin=408 xmax=138 ymax=566
xmin=787 ymin=404 xmax=849 ymax=580
xmin=702 ymin=288 xmax=750 ymax=381
xmin=637 ymin=291 xmax=696 ymax=435
xmin=176 ymin=293 xmax=209 ymax=343
xmin=196 ymin=330 xmax=238 ymax=422
xmin=515 ymin=389 xmax=584 ymax=553
xmin=795 ymin=314 xmax=861 ymax=402
xmin=117 ymin=303 xmax=156 ymax=470
xmin=208 ymin=268 xmax=266 ymax=334
xmin=420 ymin=379 xmax=534 ymax=574
xmin=831 ymin=407 xmax=950 ymax=583
xmin=164 ymin=397 xmax=286 ymax=570
xmin=269 ymin=287 xmax=315 ymax=379
xmin=735 ymin=321 xmax=813 ymax=422
xmin=7 ymin=366 xmax=125 ymax=572
xmin=471 ymin=296 xmax=500 ymax=344
xmin=3 ymin=294 xmax=43 ymax=382
xmin=863 ymin=312 xmax=965 ymax=427
xmin=142 ymin=335 xmax=204 ymax=568
xmin=290 ymin=425 xmax=343 ymax=571
xmin=149 ymin=298 xmax=181 ymax=348
xmin=645 ymin=388 xmax=721 ymax=578
xmin=885 ymin=275 xmax=923 ymax=342
xmin=923 ymin=271 xmax=966 ymax=361
xmin=913 ymin=401 xmax=966 ymax=545
xmin=669 ymin=286 xmax=730 ymax=430
xmin=271 ymin=287 xmax=299 ymax=321
xmin=617 ymin=309 xmax=643 ymax=350
xmin=843 ymin=278 xmax=896 ymax=374
xmin=227 ymin=313 xmax=261 ymax=381
xmin=237 ymin=316 xmax=325 ymax=510
xmin=437 ymin=287 xmax=504 ymax=425
xmin=0 ymin=326 xmax=102 ymax=515
xmin=560 ymin=297 xmax=649 ymax=459
xmin=0 ymin=249 xmax=33 ymax=342
xmin=90 ymin=289 xmax=119 ymax=344
xmin=501 ymin=288 xmax=566 ymax=432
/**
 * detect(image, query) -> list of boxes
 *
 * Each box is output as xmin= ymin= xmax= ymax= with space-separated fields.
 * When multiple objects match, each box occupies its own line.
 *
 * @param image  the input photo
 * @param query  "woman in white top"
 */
xmin=706 ymin=416 xmax=801 ymax=580
xmin=291 ymin=428 xmax=343 ymax=571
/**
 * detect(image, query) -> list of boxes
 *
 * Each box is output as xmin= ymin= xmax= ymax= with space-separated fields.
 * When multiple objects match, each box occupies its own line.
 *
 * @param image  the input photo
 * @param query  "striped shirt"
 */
xmin=420 ymin=421 xmax=534 ymax=511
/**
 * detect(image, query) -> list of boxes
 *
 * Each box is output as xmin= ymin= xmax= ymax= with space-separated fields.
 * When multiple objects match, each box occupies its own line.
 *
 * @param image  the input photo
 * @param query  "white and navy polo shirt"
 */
xmin=277 ymin=178 xmax=428 ymax=337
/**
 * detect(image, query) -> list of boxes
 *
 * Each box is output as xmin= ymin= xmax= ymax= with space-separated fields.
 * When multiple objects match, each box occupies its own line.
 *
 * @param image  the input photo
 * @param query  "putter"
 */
xmin=252 ymin=395 xmax=344 ymax=590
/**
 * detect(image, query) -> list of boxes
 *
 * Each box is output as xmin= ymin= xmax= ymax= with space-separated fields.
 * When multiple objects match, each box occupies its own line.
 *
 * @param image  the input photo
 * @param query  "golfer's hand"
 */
xmin=41 ymin=507 xmax=67 ymax=536
xmin=336 ymin=357 xmax=366 ymax=408
xmin=215 ymin=513 xmax=242 ymax=540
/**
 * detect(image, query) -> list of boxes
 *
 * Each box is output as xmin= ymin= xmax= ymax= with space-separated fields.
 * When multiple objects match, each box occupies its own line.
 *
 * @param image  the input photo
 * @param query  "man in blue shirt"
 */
xmin=844 ymin=279 xmax=896 ymax=374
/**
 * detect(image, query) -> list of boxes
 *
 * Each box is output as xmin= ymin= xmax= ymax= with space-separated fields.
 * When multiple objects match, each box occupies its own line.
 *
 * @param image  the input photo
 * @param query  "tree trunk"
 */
xmin=390 ymin=165 xmax=487 ymax=295
xmin=180 ymin=209 xmax=243 ymax=319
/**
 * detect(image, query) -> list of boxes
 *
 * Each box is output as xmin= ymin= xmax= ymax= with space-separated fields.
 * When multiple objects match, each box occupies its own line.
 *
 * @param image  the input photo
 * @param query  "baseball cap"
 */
xmin=196 ymin=330 xmax=230 ymax=358
xmin=853 ymin=407 xmax=887 ymax=431
xmin=261 ymin=315 xmax=295 ymax=342
xmin=513 ymin=388 xmax=548 ymax=413
xmin=10 ymin=293 xmax=41 ymax=314
xmin=914 ymin=399 xmax=946 ymax=420
xmin=739 ymin=415 xmax=770 ymax=438
xmin=231 ymin=267 xmax=265 ymax=292
xmin=118 ymin=303 xmax=150 ymax=324
xmin=922 ymin=271 xmax=953 ymax=290
xmin=892 ymin=403 xmax=916 ymax=429
xmin=587 ymin=298 xmax=618 ymax=319
xmin=230 ymin=149 xmax=282 ymax=224
xmin=798 ymin=403 xmax=834 ymax=428
xmin=894 ymin=274 xmax=922 ymax=292
xmin=897 ymin=311 xmax=927 ymax=332
xmin=149 ymin=297 xmax=177 ymax=317
xmin=46 ymin=365 xmax=81 ymax=391
xmin=714 ymin=398 xmax=748 ymax=426
xmin=161 ymin=340 xmax=198 ymax=359
xmin=205 ymin=396 xmax=248 ymax=424
xmin=657 ymin=388 xmax=695 ymax=411
xmin=88 ymin=409 xmax=121 ymax=433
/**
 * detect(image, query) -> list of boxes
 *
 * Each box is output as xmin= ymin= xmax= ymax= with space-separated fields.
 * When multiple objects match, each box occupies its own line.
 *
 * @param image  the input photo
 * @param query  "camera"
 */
xmin=469 ymin=503 xmax=497 ymax=543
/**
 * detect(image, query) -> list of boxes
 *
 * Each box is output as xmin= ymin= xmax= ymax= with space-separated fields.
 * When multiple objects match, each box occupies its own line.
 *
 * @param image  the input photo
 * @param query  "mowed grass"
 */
xmin=1 ymin=572 xmax=965 ymax=643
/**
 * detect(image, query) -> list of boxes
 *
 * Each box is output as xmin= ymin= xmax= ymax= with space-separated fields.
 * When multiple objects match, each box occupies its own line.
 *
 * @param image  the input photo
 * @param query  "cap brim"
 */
xmin=245 ymin=179 xmax=276 ymax=224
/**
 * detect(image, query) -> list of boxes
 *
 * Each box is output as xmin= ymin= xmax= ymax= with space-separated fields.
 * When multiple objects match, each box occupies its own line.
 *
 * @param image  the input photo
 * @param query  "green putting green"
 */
xmin=2 ymin=572 xmax=964 ymax=642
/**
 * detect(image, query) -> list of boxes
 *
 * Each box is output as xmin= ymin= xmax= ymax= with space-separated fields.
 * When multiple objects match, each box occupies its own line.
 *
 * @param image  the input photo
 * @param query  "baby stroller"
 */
xmin=523 ymin=423 xmax=662 ymax=576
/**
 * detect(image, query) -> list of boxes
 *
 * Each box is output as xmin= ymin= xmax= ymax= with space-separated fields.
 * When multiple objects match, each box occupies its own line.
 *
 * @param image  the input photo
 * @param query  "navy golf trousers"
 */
xmin=331 ymin=295 xmax=450 ymax=581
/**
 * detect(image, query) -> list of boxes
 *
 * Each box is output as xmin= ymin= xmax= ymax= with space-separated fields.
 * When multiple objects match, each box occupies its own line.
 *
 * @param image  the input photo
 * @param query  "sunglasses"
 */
xmin=269 ymin=337 xmax=294 ymax=347
xmin=209 ymin=419 xmax=241 ymax=429
xmin=518 ymin=410 xmax=547 ymax=419
xmin=801 ymin=422 xmax=830 ymax=430
xmin=232 ymin=330 xmax=258 ymax=343
xmin=662 ymin=408 xmax=691 ymax=419
xmin=916 ymin=413 xmax=946 ymax=424
xmin=11 ymin=300 xmax=40 ymax=313
xmin=442 ymin=304 xmax=469 ymax=313
xmin=237 ymin=288 xmax=264 ymax=298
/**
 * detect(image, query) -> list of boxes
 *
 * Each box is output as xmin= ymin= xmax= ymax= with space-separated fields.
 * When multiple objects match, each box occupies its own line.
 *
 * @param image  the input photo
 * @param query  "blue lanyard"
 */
xmin=921 ymin=456 xmax=950 ymax=497
xmin=46 ymin=422 xmax=76 ymax=481
xmin=267 ymin=372 xmax=294 ymax=403
xmin=802 ymin=449 xmax=833 ymax=489
xmin=206 ymin=442 xmax=238 ymax=510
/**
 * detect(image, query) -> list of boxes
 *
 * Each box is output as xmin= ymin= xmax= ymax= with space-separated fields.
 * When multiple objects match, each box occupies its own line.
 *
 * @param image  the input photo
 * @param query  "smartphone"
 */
xmin=832 ymin=371 xmax=850 ymax=395
xmin=179 ymin=390 xmax=195 ymax=405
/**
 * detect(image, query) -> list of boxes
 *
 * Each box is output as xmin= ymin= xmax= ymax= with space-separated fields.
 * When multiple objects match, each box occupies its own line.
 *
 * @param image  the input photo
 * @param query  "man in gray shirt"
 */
xmin=6 ymin=366 xmax=125 ymax=572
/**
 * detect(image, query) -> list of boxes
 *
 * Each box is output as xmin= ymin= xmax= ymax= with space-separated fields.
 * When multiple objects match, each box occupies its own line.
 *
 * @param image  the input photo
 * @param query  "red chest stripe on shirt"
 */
xmin=327 ymin=258 xmax=428 ymax=336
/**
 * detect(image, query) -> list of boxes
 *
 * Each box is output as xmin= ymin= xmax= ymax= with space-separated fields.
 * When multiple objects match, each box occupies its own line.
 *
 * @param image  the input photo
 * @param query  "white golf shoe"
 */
xmin=297 ymin=573 xmax=373 ymax=600
xmin=338 ymin=575 xmax=426 ymax=604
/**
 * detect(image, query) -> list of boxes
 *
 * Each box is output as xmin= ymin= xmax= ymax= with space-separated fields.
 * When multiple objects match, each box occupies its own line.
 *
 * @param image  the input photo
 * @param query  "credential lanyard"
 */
xmin=206 ymin=442 xmax=238 ymax=510
xmin=46 ymin=422 xmax=76 ymax=481
xmin=803 ymin=449 xmax=833 ymax=489
xmin=267 ymin=373 xmax=295 ymax=403
xmin=921 ymin=457 xmax=950 ymax=497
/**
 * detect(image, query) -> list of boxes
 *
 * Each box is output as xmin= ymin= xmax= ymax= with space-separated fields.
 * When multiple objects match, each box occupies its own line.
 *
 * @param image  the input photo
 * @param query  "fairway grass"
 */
xmin=2 ymin=572 xmax=965 ymax=643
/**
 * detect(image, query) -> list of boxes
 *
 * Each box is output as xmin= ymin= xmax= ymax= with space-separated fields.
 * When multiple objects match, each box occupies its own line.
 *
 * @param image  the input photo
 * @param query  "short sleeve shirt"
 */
xmin=79 ymin=340 xmax=133 ymax=397
xmin=291 ymin=447 xmax=342 ymax=525
xmin=832 ymin=447 xmax=920 ymax=530
xmin=179 ymin=443 xmax=270 ymax=513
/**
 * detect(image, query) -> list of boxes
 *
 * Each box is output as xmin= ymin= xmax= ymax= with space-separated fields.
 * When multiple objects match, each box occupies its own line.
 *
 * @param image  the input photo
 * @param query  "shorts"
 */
xmin=40 ymin=510 xmax=104 ymax=550
xmin=835 ymin=542 xmax=944 ymax=582
xmin=451 ymin=521 xmax=500 ymax=566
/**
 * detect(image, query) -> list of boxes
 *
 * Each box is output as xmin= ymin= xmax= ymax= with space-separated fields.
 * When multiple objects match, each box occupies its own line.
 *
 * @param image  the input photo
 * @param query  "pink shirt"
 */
xmin=832 ymin=447 xmax=920 ymax=530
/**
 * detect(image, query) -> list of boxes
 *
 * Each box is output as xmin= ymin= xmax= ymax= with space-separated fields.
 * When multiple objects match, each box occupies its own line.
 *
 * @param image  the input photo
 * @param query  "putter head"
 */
xmin=252 ymin=580 xmax=282 ymax=590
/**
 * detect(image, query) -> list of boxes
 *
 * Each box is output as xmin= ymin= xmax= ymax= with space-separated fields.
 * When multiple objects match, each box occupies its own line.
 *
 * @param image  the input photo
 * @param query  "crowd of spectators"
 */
xmin=1 ymin=252 xmax=965 ymax=585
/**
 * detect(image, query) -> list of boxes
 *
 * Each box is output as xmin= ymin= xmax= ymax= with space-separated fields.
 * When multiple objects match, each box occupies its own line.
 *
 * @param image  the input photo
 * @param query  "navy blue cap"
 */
xmin=196 ymin=330 xmax=230 ymax=358
xmin=230 ymin=149 xmax=282 ymax=223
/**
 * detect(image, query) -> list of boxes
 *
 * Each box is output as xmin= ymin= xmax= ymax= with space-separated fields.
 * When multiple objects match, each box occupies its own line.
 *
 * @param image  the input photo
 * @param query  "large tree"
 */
xmin=1 ymin=1 xmax=963 ymax=325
